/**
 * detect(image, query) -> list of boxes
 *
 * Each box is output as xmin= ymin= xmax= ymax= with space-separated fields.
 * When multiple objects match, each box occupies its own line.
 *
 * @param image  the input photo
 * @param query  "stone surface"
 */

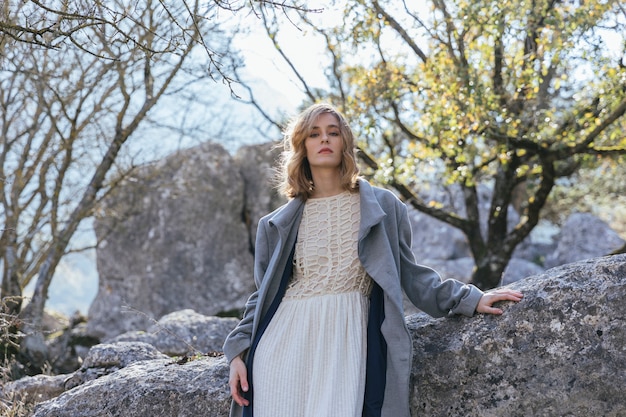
xmin=545 ymin=212 xmax=625 ymax=268
xmin=88 ymin=141 xmax=255 ymax=340
xmin=1 ymin=374 xmax=67 ymax=406
xmin=62 ymin=341 xmax=170 ymax=391
xmin=2 ymin=342 xmax=168 ymax=408
xmin=408 ymin=254 xmax=626 ymax=417
xmin=31 ymin=356 xmax=230 ymax=417
xmin=500 ymin=257 xmax=545 ymax=286
xmin=109 ymin=309 xmax=238 ymax=356
xmin=16 ymin=255 xmax=626 ymax=417
xmin=233 ymin=141 xmax=287 ymax=248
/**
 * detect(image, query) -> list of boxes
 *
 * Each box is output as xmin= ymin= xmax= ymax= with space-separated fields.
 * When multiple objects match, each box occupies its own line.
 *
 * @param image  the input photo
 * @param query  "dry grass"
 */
xmin=1 ymin=297 xmax=34 ymax=417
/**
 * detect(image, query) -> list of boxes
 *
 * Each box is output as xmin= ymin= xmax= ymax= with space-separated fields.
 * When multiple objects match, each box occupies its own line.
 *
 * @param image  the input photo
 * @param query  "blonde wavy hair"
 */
xmin=278 ymin=103 xmax=360 ymax=200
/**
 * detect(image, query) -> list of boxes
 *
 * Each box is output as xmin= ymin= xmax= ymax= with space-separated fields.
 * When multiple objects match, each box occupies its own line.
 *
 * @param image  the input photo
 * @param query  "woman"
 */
xmin=223 ymin=103 xmax=523 ymax=417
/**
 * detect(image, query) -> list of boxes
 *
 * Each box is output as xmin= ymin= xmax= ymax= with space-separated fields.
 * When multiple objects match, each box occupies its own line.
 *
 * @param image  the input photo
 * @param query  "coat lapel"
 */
xmin=268 ymin=197 xmax=305 ymax=242
xmin=256 ymin=197 xmax=304 ymax=323
xmin=358 ymin=179 xmax=387 ymax=241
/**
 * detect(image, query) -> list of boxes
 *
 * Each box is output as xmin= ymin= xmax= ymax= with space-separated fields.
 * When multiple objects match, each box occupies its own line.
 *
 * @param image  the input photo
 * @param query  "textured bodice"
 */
xmin=284 ymin=191 xmax=372 ymax=300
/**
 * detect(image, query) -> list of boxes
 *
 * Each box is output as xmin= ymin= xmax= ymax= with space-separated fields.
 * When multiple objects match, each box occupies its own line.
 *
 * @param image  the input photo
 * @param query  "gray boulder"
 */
xmin=31 ymin=355 xmax=230 ymax=417
xmin=234 ymin=141 xmax=286 ymax=247
xmin=1 ymin=373 xmax=67 ymax=406
xmin=63 ymin=342 xmax=169 ymax=390
xmin=409 ymin=208 xmax=471 ymax=261
xmin=500 ymin=257 xmax=545 ymax=286
xmin=88 ymin=141 xmax=255 ymax=340
xmin=409 ymin=254 xmax=626 ymax=416
xmin=545 ymin=212 xmax=625 ymax=268
xmin=109 ymin=309 xmax=238 ymax=356
xmin=2 ymin=342 xmax=167 ymax=408
xmin=20 ymin=255 xmax=626 ymax=417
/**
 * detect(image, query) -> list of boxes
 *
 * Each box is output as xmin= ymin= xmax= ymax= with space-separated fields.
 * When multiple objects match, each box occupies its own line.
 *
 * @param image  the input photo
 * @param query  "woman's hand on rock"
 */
xmin=476 ymin=288 xmax=524 ymax=315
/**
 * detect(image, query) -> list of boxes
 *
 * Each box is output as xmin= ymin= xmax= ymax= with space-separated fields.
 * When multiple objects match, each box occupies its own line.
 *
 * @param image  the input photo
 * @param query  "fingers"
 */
xmin=229 ymin=357 xmax=250 ymax=407
xmin=476 ymin=288 xmax=523 ymax=315
xmin=481 ymin=305 xmax=504 ymax=315
xmin=486 ymin=289 xmax=523 ymax=301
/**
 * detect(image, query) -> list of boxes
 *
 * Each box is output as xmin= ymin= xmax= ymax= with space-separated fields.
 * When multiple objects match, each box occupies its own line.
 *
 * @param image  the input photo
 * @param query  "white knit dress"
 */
xmin=253 ymin=191 xmax=373 ymax=417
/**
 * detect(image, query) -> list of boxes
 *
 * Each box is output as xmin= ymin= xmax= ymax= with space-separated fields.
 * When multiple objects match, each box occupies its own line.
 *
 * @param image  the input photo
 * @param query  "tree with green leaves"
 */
xmin=253 ymin=0 xmax=626 ymax=289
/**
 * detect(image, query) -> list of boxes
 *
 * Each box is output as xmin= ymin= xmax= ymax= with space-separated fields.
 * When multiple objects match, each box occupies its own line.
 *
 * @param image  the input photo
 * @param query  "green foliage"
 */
xmin=338 ymin=0 xmax=626 ymax=188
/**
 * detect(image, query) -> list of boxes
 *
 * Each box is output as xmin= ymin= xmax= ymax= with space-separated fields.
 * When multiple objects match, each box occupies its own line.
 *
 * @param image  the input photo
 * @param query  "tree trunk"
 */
xmin=1 ymin=226 xmax=23 ymax=357
xmin=17 ymin=243 xmax=67 ymax=372
xmin=471 ymin=253 xmax=509 ymax=290
xmin=1 ymin=208 xmax=21 ymax=310
xmin=1 ymin=243 xmax=23 ymax=315
xmin=18 ymin=136 xmax=127 ymax=371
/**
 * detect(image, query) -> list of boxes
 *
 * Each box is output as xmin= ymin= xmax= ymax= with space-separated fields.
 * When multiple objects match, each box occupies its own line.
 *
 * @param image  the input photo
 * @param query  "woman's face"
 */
xmin=304 ymin=112 xmax=343 ymax=171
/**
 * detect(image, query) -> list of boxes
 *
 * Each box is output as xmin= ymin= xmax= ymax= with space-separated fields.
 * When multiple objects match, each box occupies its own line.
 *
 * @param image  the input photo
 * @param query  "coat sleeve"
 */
xmin=397 ymin=202 xmax=483 ymax=318
xmin=222 ymin=219 xmax=270 ymax=362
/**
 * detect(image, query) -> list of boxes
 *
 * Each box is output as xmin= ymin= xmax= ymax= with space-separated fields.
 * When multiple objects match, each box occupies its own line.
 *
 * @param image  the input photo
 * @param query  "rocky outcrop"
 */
xmin=21 ymin=343 xmax=230 ymax=417
xmin=88 ymin=141 xmax=287 ymax=342
xmin=408 ymin=254 xmax=626 ymax=416
xmin=30 ymin=355 xmax=230 ymax=417
xmin=545 ymin=212 xmax=625 ymax=268
xmin=10 ymin=255 xmax=625 ymax=417
xmin=4 ymin=314 xmax=237 ymax=410
xmin=109 ymin=309 xmax=238 ymax=356
xmin=2 ymin=342 xmax=168 ymax=407
xmin=233 ymin=141 xmax=286 ymax=247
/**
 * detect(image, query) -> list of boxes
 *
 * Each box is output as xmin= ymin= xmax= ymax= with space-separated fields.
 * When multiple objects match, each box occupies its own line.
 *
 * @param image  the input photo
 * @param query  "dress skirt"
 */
xmin=252 ymin=291 xmax=369 ymax=417
xmin=252 ymin=191 xmax=372 ymax=417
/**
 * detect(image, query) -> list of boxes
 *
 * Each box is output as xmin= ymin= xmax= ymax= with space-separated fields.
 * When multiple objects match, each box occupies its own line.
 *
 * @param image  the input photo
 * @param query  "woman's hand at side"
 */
xmin=476 ymin=288 xmax=523 ymax=315
xmin=229 ymin=355 xmax=250 ymax=407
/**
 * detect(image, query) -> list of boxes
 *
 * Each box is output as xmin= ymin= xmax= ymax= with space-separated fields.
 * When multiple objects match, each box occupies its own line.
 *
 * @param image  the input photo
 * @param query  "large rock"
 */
xmin=233 ymin=141 xmax=286 ymax=247
xmin=109 ymin=309 xmax=238 ymax=356
xmin=19 ymin=255 xmax=626 ymax=417
xmin=545 ymin=212 xmax=625 ymax=268
xmin=88 ymin=141 xmax=255 ymax=340
xmin=31 ymin=355 xmax=230 ymax=417
xmin=1 ymin=373 xmax=67 ymax=406
xmin=409 ymin=254 xmax=626 ymax=416
xmin=2 ymin=342 xmax=168 ymax=408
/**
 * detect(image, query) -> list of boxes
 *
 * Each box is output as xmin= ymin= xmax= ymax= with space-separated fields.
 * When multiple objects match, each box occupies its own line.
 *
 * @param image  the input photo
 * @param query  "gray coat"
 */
xmin=223 ymin=179 xmax=483 ymax=417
